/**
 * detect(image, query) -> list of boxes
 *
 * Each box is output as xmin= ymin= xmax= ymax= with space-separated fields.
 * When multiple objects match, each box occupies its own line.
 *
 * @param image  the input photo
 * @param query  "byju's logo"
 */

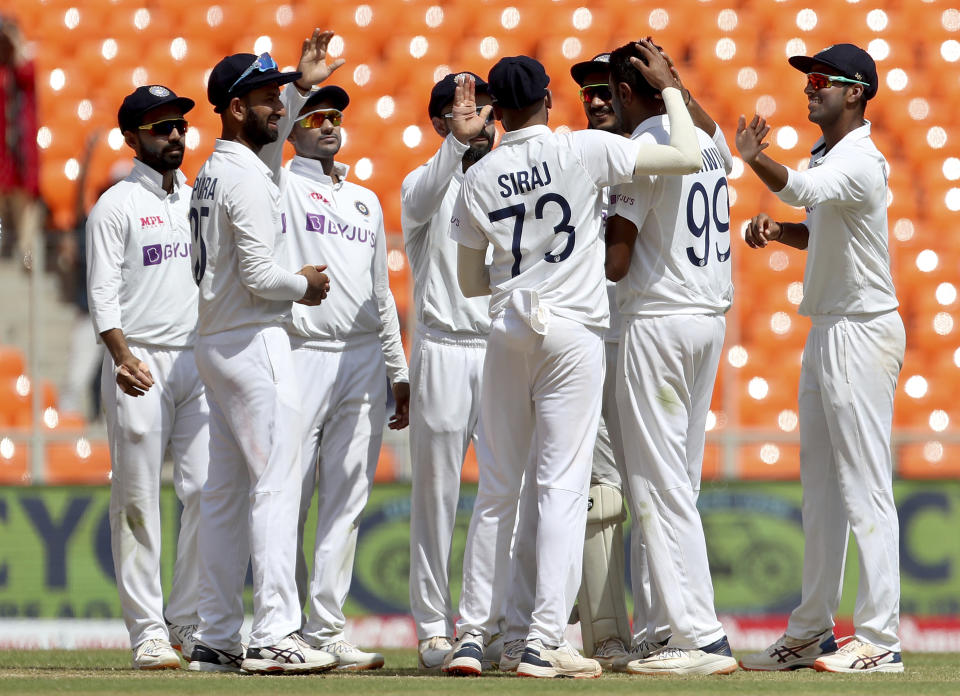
xmin=142 ymin=244 xmax=162 ymax=266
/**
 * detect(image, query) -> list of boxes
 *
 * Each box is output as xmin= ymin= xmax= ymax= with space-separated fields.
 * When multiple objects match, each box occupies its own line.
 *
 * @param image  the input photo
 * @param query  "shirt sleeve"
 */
xmin=259 ymin=84 xmax=310 ymax=184
xmin=401 ymin=134 xmax=470 ymax=231
xmin=85 ymin=192 xmax=127 ymax=336
xmin=448 ymin=183 xmax=488 ymax=250
xmin=228 ymin=177 xmax=308 ymax=300
xmin=371 ymin=201 xmax=409 ymax=384
xmin=776 ymin=148 xmax=875 ymax=209
xmin=610 ymin=173 xmax=657 ymax=234
xmin=570 ymin=130 xmax=643 ymax=190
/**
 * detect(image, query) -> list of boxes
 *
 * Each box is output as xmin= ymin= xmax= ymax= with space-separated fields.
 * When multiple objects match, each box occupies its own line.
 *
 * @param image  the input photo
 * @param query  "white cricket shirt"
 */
xmin=190 ymin=139 xmax=308 ymax=336
xmin=451 ymin=125 xmax=643 ymax=330
xmin=86 ymin=158 xmax=197 ymax=347
xmin=776 ymin=122 xmax=898 ymax=317
xmin=280 ymin=156 xmax=408 ymax=384
xmin=611 ymin=117 xmax=735 ymax=317
xmin=401 ymin=134 xmax=492 ymax=336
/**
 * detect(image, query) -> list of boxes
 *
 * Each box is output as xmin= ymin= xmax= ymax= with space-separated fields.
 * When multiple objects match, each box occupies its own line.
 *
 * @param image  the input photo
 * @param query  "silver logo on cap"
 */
xmin=149 ymin=86 xmax=170 ymax=97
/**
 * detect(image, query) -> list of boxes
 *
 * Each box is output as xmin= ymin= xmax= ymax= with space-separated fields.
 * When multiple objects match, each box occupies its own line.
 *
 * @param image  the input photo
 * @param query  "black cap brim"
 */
xmin=301 ymin=85 xmax=350 ymax=114
xmin=119 ymin=95 xmax=195 ymax=133
xmin=787 ymin=55 xmax=841 ymax=75
xmin=214 ymin=70 xmax=303 ymax=113
xmin=570 ymin=60 xmax=611 ymax=86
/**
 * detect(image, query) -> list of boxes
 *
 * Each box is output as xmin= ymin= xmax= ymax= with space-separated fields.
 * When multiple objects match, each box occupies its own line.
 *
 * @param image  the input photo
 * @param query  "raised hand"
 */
xmin=735 ymin=114 xmax=771 ymax=164
xmin=629 ymin=38 xmax=677 ymax=92
xmin=296 ymin=29 xmax=345 ymax=90
xmin=448 ymin=73 xmax=494 ymax=145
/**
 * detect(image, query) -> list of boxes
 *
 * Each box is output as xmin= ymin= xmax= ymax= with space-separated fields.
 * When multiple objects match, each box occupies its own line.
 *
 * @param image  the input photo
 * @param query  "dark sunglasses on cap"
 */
xmin=229 ymin=53 xmax=278 ymax=93
xmin=298 ymin=108 xmax=343 ymax=128
xmin=138 ymin=118 xmax=188 ymax=136
xmin=443 ymin=107 xmax=494 ymax=124
xmin=579 ymin=83 xmax=613 ymax=104
xmin=805 ymin=71 xmax=869 ymax=91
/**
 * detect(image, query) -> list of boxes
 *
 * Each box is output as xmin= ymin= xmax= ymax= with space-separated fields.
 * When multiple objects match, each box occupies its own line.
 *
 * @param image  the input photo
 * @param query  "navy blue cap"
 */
xmin=207 ymin=53 xmax=302 ymax=113
xmin=428 ymin=71 xmax=488 ymax=119
xmin=300 ymin=85 xmax=350 ymax=115
xmin=488 ymin=56 xmax=550 ymax=110
xmin=118 ymin=85 xmax=194 ymax=132
xmin=788 ymin=43 xmax=878 ymax=100
xmin=570 ymin=53 xmax=611 ymax=86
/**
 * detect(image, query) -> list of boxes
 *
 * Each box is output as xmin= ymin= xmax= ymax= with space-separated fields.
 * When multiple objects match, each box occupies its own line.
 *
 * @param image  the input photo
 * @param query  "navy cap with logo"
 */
xmin=118 ymin=85 xmax=195 ymax=133
xmin=788 ymin=43 xmax=878 ymax=100
xmin=570 ymin=53 xmax=612 ymax=86
xmin=488 ymin=56 xmax=550 ymax=110
xmin=428 ymin=71 xmax=488 ymax=120
xmin=300 ymin=85 xmax=350 ymax=116
xmin=207 ymin=52 xmax=303 ymax=114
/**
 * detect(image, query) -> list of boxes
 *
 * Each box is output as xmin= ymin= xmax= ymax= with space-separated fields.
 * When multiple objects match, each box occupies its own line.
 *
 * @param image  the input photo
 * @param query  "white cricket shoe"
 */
xmin=241 ymin=632 xmax=338 ymax=674
xmin=621 ymin=636 xmax=738 ymax=675
xmin=132 ymin=638 xmax=181 ymax=670
xmin=316 ymin=639 xmax=384 ymax=671
xmin=188 ymin=643 xmax=246 ymax=673
xmin=443 ymin=633 xmax=484 ymax=676
xmin=166 ymin=622 xmax=197 ymax=662
xmin=592 ymin=636 xmax=629 ymax=670
xmin=813 ymin=638 xmax=904 ymax=673
xmin=611 ymin=637 xmax=669 ymax=672
xmin=516 ymin=639 xmax=601 ymax=679
xmin=739 ymin=629 xmax=837 ymax=671
xmin=417 ymin=636 xmax=453 ymax=671
xmin=498 ymin=638 xmax=526 ymax=673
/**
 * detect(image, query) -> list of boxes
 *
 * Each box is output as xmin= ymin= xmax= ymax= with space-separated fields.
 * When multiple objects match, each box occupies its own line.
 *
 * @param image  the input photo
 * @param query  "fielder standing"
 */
xmin=737 ymin=43 xmax=905 ymax=674
xmin=187 ymin=42 xmax=338 ymax=674
xmin=603 ymin=41 xmax=737 ymax=676
xmin=446 ymin=44 xmax=701 ymax=678
xmin=402 ymin=71 xmax=497 ymax=671
xmin=279 ymin=85 xmax=409 ymax=671
xmin=87 ymin=85 xmax=206 ymax=670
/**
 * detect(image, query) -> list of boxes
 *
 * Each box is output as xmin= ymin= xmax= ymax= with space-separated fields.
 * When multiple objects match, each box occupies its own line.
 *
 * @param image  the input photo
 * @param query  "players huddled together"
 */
xmin=86 ymin=23 xmax=905 ymax=677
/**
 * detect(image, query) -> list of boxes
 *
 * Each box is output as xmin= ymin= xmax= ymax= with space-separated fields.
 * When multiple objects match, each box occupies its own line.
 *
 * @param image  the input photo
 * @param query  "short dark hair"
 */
xmin=609 ymin=42 xmax=659 ymax=101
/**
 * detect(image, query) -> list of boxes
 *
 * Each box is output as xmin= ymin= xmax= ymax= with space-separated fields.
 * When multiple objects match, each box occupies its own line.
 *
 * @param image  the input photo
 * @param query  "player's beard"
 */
xmin=463 ymin=126 xmax=494 ymax=164
xmin=242 ymin=109 xmax=280 ymax=149
xmin=138 ymin=138 xmax=184 ymax=173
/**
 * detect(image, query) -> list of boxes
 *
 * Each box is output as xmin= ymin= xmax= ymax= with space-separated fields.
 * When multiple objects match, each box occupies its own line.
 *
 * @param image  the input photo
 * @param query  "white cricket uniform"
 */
xmin=190 ymin=137 xmax=309 ymax=651
xmin=775 ymin=123 xmax=904 ymax=652
xmin=278 ymin=156 xmax=408 ymax=645
xmin=402 ymin=134 xmax=492 ymax=641
xmin=610 ymin=118 xmax=734 ymax=650
xmin=87 ymin=159 xmax=208 ymax=650
xmin=451 ymin=125 xmax=644 ymax=646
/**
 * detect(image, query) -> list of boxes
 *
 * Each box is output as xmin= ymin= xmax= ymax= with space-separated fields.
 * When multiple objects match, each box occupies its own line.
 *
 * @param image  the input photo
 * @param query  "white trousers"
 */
xmin=102 ymin=344 xmax=209 ymax=649
xmin=292 ymin=340 xmax=387 ymax=645
xmin=457 ymin=311 xmax=603 ymax=646
xmin=787 ymin=311 xmax=905 ymax=652
xmin=193 ymin=326 xmax=303 ymax=650
xmin=408 ymin=327 xmax=487 ymax=640
xmin=617 ymin=314 xmax=726 ymax=650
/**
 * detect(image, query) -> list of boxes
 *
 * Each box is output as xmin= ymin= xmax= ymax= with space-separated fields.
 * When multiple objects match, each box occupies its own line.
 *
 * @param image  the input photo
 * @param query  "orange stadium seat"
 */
xmin=0 ymin=346 xmax=25 ymax=379
xmin=738 ymin=442 xmax=801 ymax=480
xmin=46 ymin=439 xmax=112 ymax=485
xmin=0 ymin=440 xmax=28 ymax=485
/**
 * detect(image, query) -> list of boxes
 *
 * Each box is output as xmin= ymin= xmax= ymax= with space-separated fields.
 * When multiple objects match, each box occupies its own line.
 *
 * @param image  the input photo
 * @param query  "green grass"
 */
xmin=0 ymin=650 xmax=959 ymax=695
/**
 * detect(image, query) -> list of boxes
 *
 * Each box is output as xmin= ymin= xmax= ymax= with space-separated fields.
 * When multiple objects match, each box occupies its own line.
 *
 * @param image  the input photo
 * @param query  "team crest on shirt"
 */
xmin=148 ymin=85 xmax=170 ymax=97
xmin=354 ymin=200 xmax=370 ymax=216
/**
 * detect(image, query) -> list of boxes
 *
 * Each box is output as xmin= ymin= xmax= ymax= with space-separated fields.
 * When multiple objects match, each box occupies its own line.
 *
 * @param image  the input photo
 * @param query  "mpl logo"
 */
xmin=142 ymin=244 xmax=162 ymax=266
xmin=140 ymin=215 xmax=164 ymax=228
xmin=310 ymin=191 xmax=331 ymax=204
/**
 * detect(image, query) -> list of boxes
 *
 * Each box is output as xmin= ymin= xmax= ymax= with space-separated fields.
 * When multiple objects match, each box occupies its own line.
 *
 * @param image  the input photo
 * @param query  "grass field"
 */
xmin=1 ymin=650 xmax=959 ymax=696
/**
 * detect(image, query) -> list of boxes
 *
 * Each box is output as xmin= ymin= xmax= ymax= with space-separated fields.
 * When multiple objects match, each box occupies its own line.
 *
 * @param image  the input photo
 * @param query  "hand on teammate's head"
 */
xmin=627 ymin=39 xmax=675 ymax=92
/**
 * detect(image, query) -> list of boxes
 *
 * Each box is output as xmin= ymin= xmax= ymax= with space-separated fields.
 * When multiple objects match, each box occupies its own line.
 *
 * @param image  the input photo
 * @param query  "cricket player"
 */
xmin=187 ymin=35 xmax=342 ymax=674
xmin=87 ymin=85 xmax=205 ymax=670
xmin=278 ymin=85 xmax=409 ymax=671
xmin=445 ymin=43 xmax=701 ymax=678
xmin=603 ymin=41 xmax=737 ymax=676
xmin=736 ymin=43 xmax=905 ymax=674
xmin=401 ymin=71 xmax=497 ymax=670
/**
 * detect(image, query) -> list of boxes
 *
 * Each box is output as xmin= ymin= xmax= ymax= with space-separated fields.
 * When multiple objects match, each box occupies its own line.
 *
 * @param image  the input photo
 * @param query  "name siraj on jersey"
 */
xmin=192 ymin=176 xmax=218 ymax=201
xmin=497 ymin=161 xmax=552 ymax=198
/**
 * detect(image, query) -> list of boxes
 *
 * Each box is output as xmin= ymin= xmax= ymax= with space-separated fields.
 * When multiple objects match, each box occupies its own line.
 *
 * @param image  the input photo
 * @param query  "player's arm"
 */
xmin=605 ymin=215 xmax=638 ymax=281
xmin=260 ymin=29 xmax=345 ymax=180
xmin=449 ymin=190 xmax=491 ymax=297
xmin=401 ymin=139 xmax=470 ymax=230
xmin=744 ymin=214 xmax=809 ymax=251
xmin=85 ymin=199 xmax=154 ymax=396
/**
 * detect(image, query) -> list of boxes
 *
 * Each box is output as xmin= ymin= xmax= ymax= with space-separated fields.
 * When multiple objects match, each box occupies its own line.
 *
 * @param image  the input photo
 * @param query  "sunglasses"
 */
xmin=298 ymin=108 xmax=343 ymax=128
xmin=579 ymin=83 xmax=613 ymax=104
xmin=442 ymin=107 xmax=494 ymax=124
xmin=138 ymin=118 xmax=188 ymax=136
xmin=805 ymin=72 xmax=869 ymax=91
xmin=229 ymin=53 xmax=278 ymax=93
